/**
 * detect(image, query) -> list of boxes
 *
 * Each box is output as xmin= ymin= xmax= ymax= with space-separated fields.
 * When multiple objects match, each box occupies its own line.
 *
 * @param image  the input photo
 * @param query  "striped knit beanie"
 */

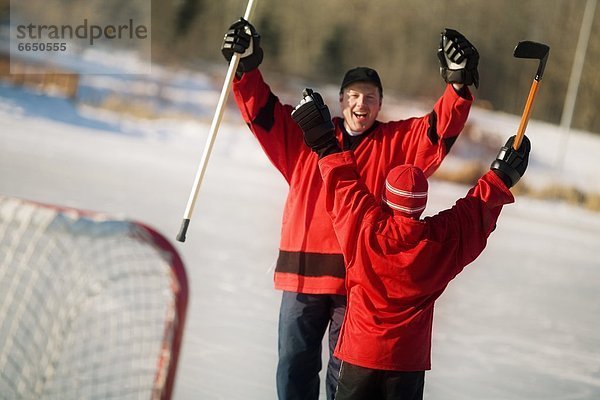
xmin=382 ymin=165 xmax=428 ymax=218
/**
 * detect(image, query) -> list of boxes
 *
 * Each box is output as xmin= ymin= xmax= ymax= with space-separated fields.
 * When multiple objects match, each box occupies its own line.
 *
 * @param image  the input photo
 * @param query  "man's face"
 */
xmin=339 ymin=82 xmax=382 ymax=134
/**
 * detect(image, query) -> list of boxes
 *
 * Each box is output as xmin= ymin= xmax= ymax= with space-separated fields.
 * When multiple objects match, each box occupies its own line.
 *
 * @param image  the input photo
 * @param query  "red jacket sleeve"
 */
xmin=232 ymin=69 xmax=306 ymax=183
xmin=385 ymin=84 xmax=473 ymax=177
xmin=318 ymin=151 xmax=386 ymax=256
xmin=433 ymin=84 xmax=474 ymax=141
xmin=425 ymin=170 xmax=515 ymax=271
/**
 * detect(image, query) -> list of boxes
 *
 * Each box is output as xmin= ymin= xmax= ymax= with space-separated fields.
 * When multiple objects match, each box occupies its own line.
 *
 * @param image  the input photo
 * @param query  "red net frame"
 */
xmin=0 ymin=196 xmax=188 ymax=399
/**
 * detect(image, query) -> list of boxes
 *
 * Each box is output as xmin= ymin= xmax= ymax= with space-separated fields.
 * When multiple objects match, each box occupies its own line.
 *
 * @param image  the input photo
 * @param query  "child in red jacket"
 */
xmin=292 ymin=89 xmax=530 ymax=400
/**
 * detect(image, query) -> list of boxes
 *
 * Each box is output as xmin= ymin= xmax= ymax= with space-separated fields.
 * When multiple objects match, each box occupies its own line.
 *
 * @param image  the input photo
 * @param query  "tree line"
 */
xmin=153 ymin=0 xmax=599 ymax=134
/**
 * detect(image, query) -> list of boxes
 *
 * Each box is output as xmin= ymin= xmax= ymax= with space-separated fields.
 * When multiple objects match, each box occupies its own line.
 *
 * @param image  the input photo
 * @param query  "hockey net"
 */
xmin=0 ymin=196 xmax=188 ymax=400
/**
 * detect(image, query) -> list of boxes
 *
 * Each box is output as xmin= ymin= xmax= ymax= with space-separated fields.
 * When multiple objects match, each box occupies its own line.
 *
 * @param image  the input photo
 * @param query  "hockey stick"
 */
xmin=177 ymin=0 xmax=257 ymax=243
xmin=512 ymin=41 xmax=550 ymax=150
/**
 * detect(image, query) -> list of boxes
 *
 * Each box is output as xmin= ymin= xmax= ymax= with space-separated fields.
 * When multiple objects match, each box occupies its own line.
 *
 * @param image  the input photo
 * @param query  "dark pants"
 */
xmin=276 ymin=291 xmax=347 ymax=400
xmin=335 ymin=362 xmax=424 ymax=400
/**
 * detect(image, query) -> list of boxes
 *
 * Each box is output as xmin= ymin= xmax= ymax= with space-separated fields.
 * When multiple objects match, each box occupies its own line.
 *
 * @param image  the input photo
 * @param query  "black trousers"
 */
xmin=335 ymin=361 xmax=425 ymax=400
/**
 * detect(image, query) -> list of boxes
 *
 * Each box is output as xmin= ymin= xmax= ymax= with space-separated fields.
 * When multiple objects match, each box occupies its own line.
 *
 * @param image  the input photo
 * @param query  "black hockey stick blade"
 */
xmin=514 ymin=41 xmax=550 ymax=80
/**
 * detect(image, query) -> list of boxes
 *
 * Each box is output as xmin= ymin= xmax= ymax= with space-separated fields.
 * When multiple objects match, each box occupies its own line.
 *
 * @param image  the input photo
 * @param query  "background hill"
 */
xmin=1 ymin=0 xmax=599 ymax=133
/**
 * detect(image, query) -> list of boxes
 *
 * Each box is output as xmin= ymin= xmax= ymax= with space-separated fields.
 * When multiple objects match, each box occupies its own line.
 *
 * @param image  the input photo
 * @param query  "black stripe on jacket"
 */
xmin=276 ymin=250 xmax=346 ymax=278
xmin=253 ymin=91 xmax=278 ymax=132
xmin=427 ymin=111 xmax=458 ymax=154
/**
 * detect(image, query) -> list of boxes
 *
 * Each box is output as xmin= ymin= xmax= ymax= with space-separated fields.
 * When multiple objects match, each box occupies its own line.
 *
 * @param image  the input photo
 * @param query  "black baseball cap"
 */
xmin=340 ymin=67 xmax=383 ymax=96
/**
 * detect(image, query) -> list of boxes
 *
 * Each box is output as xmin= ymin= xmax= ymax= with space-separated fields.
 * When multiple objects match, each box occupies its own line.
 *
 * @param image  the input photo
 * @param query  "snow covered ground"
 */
xmin=1 ymin=57 xmax=599 ymax=399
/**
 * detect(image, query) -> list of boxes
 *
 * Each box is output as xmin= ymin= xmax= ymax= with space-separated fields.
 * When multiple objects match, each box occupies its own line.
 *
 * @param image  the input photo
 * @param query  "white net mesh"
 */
xmin=0 ymin=196 xmax=187 ymax=400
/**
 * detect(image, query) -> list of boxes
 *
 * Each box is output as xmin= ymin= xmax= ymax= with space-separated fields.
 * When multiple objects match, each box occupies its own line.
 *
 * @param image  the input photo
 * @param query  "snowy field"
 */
xmin=1 ymin=57 xmax=599 ymax=399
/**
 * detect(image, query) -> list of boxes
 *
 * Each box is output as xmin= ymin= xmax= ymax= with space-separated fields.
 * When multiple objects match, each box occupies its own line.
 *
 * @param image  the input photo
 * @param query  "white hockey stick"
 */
xmin=177 ymin=0 xmax=257 ymax=242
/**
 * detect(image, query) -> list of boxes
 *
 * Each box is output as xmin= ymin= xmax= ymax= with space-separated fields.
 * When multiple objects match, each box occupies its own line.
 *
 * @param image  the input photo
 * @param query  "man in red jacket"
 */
xmin=292 ymin=89 xmax=530 ymax=399
xmin=222 ymin=20 xmax=479 ymax=399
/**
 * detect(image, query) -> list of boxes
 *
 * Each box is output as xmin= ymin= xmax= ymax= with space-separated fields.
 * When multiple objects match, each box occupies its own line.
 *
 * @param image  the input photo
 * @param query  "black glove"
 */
xmin=491 ymin=135 xmax=531 ymax=188
xmin=437 ymin=28 xmax=479 ymax=88
xmin=221 ymin=18 xmax=263 ymax=75
xmin=291 ymin=88 xmax=340 ymax=158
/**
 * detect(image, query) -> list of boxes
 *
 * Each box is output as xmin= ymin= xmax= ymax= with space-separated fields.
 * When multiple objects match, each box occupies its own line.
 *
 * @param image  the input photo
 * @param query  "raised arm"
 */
xmin=222 ymin=18 xmax=306 ymax=181
xmin=385 ymin=29 xmax=479 ymax=177
xmin=432 ymin=28 xmax=479 ymax=145
xmin=430 ymin=135 xmax=531 ymax=270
